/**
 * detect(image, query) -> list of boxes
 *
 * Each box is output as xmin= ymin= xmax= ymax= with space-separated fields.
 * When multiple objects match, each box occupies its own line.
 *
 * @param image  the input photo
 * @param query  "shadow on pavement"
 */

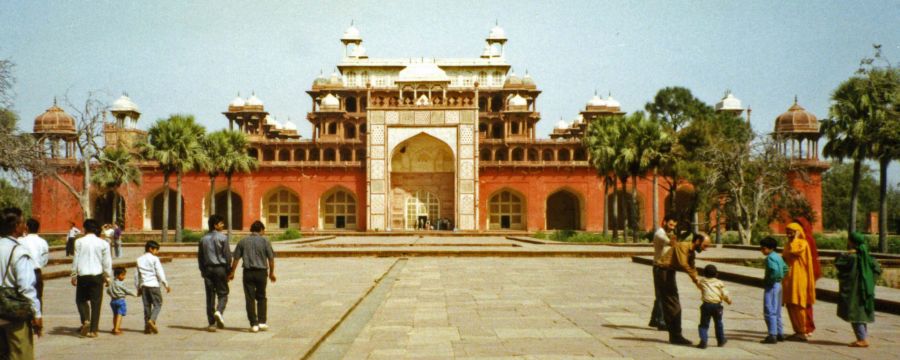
xmin=612 ymin=336 xmax=671 ymax=344
xmin=168 ymin=324 xmax=246 ymax=333
xmin=47 ymin=326 xmax=81 ymax=338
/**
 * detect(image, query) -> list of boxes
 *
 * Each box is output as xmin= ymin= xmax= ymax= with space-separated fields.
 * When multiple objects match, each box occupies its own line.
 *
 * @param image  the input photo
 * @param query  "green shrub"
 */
xmin=275 ymin=228 xmax=302 ymax=241
xmin=181 ymin=230 xmax=202 ymax=243
xmin=532 ymin=231 xmax=547 ymax=239
xmin=532 ymin=230 xmax=617 ymax=243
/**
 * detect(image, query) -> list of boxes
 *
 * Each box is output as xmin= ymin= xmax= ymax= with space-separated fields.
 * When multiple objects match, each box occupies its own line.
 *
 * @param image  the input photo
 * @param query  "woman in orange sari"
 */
xmin=783 ymin=222 xmax=818 ymax=341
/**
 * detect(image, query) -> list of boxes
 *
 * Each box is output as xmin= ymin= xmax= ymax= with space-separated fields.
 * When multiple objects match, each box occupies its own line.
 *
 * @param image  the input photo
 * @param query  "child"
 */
xmin=697 ymin=264 xmax=731 ymax=349
xmin=835 ymin=232 xmax=882 ymax=348
xmin=135 ymin=241 xmax=171 ymax=334
xmin=107 ymin=267 xmax=137 ymax=335
xmin=760 ymin=236 xmax=788 ymax=343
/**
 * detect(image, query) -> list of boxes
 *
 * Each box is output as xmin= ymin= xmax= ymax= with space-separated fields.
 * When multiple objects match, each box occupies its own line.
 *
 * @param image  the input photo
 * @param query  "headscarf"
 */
xmin=850 ymin=232 xmax=876 ymax=315
xmin=795 ymin=217 xmax=823 ymax=279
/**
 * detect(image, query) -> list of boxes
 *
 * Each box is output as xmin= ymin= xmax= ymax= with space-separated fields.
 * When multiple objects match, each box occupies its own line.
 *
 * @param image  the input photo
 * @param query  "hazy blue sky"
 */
xmin=2 ymin=1 xmax=898 ymax=182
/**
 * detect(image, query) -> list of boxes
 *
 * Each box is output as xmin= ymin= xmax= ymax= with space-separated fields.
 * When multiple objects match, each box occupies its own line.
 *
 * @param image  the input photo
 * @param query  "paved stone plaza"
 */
xmin=34 ymin=238 xmax=900 ymax=359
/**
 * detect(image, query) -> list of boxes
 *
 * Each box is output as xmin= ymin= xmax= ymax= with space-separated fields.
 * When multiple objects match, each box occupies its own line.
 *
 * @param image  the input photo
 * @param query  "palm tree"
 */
xmin=585 ymin=114 xmax=625 ymax=239
xmin=91 ymin=147 xmax=141 ymax=224
xmin=220 ymin=130 xmax=257 ymax=238
xmin=200 ymin=131 xmax=229 ymax=221
xmin=822 ymin=77 xmax=875 ymax=237
xmin=630 ymin=113 xmax=673 ymax=235
xmin=143 ymin=114 xmax=206 ymax=242
xmin=864 ymin=67 xmax=900 ymax=252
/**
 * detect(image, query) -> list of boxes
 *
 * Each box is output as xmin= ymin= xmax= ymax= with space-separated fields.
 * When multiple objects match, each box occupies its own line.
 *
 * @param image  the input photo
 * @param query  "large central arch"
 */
xmin=389 ymin=133 xmax=455 ymax=230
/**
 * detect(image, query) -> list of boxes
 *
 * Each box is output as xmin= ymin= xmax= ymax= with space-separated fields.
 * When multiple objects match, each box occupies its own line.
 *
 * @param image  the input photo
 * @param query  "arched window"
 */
xmin=478 ymin=71 xmax=487 ymax=86
xmin=339 ymin=147 xmax=352 ymax=161
xmin=361 ymin=71 xmax=369 ymax=87
xmin=493 ymin=71 xmax=503 ymax=86
xmin=480 ymin=148 xmax=492 ymax=161
xmin=405 ymin=191 xmax=440 ymax=230
xmin=264 ymin=188 xmax=300 ymax=230
xmin=488 ymin=190 xmax=525 ymax=230
xmin=322 ymin=189 xmax=357 ymax=230
xmin=495 ymin=148 xmax=508 ymax=161
xmin=346 ymin=97 xmax=357 ymax=112
xmin=558 ymin=149 xmax=571 ymax=161
xmin=542 ymin=149 xmax=554 ymax=161
xmin=574 ymin=149 xmax=587 ymax=161
xmin=278 ymin=150 xmax=290 ymax=162
xmin=308 ymin=148 xmax=320 ymax=161
xmin=527 ymin=148 xmax=539 ymax=161
xmin=327 ymin=122 xmax=338 ymax=135
xmin=247 ymin=148 xmax=259 ymax=160
xmin=323 ymin=148 xmax=336 ymax=161
xmin=511 ymin=148 xmax=524 ymax=161
xmin=355 ymin=149 xmax=366 ymax=161
xmin=263 ymin=149 xmax=275 ymax=161
xmin=294 ymin=149 xmax=306 ymax=161
xmin=344 ymin=122 xmax=356 ymax=139
xmin=346 ymin=71 xmax=356 ymax=87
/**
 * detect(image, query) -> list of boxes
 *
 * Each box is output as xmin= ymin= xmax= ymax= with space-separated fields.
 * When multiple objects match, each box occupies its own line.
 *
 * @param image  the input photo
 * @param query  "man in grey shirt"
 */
xmin=228 ymin=220 xmax=275 ymax=333
xmin=199 ymin=214 xmax=232 ymax=332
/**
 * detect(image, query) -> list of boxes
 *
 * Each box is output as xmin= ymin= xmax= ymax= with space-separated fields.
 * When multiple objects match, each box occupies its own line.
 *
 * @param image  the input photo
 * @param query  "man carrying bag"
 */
xmin=0 ymin=207 xmax=42 ymax=359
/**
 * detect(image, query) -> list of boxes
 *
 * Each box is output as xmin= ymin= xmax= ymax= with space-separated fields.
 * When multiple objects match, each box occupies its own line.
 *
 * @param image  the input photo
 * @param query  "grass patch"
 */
xmin=533 ymin=230 xmax=636 ymax=243
xmin=274 ymin=228 xmax=302 ymax=242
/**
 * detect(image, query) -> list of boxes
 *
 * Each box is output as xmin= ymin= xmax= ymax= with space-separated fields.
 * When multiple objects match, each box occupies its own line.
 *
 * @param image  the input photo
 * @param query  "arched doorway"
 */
xmin=488 ymin=189 xmax=526 ymax=230
xmin=151 ymin=190 xmax=183 ymax=230
xmin=546 ymin=190 xmax=581 ymax=230
xmin=212 ymin=190 xmax=243 ymax=230
xmin=405 ymin=191 xmax=440 ymax=230
xmin=263 ymin=188 xmax=300 ymax=230
xmin=389 ymin=133 xmax=455 ymax=230
xmin=321 ymin=188 xmax=357 ymax=230
xmin=94 ymin=190 xmax=125 ymax=227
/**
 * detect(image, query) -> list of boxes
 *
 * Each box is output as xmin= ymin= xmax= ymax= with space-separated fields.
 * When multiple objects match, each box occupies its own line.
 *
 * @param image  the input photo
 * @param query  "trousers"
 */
xmin=698 ymin=302 xmax=725 ymax=344
xmin=203 ymin=265 xmax=230 ymax=325
xmin=75 ymin=274 xmax=104 ymax=332
xmin=649 ymin=266 xmax=667 ymax=328
xmin=852 ymin=322 xmax=867 ymax=341
xmin=0 ymin=319 xmax=33 ymax=360
xmin=763 ymin=283 xmax=783 ymax=336
xmin=142 ymin=286 xmax=163 ymax=322
xmin=243 ymin=269 xmax=268 ymax=326
xmin=659 ymin=268 xmax=683 ymax=340
xmin=787 ymin=303 xmax=813 ymax=335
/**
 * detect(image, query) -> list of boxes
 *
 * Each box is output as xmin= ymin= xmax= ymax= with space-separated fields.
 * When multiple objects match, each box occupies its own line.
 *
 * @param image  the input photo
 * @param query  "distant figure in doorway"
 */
xmin=66 ymin=221 xmax=80 ymax=256
xmin=71 ymin=219 xmax=113 ymax=338
xmin=657 ymin=232 xmax=712 ymax=346
xmin=199 ymin=214 xmax=232 ymax=332
xmin=650 ymin=214 xmax=678 ymax=331
xmin=782 ymin=222 xmax=818 ymax=342
xmin=835 ymin=232 xmax=882 ymax=348
xmin=229 ymin=221 xmax=276 ymax=333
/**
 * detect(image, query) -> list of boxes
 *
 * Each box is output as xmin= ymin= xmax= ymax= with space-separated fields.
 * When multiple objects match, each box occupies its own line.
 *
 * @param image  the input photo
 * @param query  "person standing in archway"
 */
xmin=782 ymin=222 xmax=818 ymax=341
xmin=650 ymin=214 xmax=678 ymax=331
xmin=199 ymin=215 xmax=231 ymax=332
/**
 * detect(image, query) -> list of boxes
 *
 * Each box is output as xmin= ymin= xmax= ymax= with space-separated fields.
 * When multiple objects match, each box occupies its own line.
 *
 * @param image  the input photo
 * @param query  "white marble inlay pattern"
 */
xmin=459 ymin=159 xmax=474 ymax=179
xmin=386 ymin=111 xmax=399 ymax=125
xmin=371 ymin=125 xmax=385 ymax=145
xmin=371 ymin=160 xmax=384 ymax=179
xmin=370 ymin=194 xmax=385 ymax=214
xmin=460 ymin=125 xmax=474 ymax=145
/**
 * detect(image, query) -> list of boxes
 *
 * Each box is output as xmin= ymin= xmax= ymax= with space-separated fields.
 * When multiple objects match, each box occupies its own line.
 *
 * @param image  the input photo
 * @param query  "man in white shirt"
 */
xmin=1 ymin=207 xmax=43 ymax=359
xmin=66 ymin=222 xmax=80 ymax=256
xmin=70 ymin=219 xmax=112 ymax=338
xmin=20 ymin=219 xmax=49 ymax=311
xmin=650 ymin=214 xmax=678 ymax=331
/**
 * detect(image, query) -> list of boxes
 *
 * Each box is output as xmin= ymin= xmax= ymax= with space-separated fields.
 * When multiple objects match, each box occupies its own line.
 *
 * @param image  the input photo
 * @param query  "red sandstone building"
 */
xmin=30 ymin=24 xmax=827 ymax=233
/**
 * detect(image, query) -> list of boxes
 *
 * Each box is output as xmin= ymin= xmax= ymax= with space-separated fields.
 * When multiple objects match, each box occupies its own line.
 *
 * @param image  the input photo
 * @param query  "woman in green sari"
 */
xmin=835 ymin=232 xmax=882 ymax=347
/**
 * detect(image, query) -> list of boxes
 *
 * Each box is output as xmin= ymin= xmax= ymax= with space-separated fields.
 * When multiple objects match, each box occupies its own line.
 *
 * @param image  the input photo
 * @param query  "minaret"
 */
xmin=340 ymin=21 xmax=363 ymax=59
xmin=483 ymin=21 xmax=507 ymax=59
xmin=105 ymin=93 xmax=147 ymax=151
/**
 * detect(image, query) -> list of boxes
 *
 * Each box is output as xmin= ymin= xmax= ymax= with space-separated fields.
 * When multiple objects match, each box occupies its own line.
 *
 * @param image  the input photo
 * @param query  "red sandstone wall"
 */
xmin=771 ymin=170 xmax=825 ymax=234
xmin=31 ymin=173 xmax=88 ymax=232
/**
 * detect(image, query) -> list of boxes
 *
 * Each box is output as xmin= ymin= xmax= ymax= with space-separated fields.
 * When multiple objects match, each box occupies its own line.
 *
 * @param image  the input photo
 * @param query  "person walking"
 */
xmin=835 ymin=232 xmax=882 ymax=347
xmin=228 ymin=221 xmax=276 ymax=333
xmin=657 ymin=232 xmax=712 ymax=346
xmin=112 ymin=224 xmax=123 ymax=259
xmin=65 ymin=222 xmax=80 ymax=257
xmin=650 ymin=214 xmax=678 ymax=331
xmin=20 ymin=219 xmax=49 ymax=311
xmin=0 ymin=208 xmax=43 ymax=359
xmin=782 ymin=222 xmax=818 ymax=341
xmin=135 ymin=241 xmax=171 ymax=334
xmin=71 ymin=219 xmax=113 ymax=338
xmin=199 ymin=214 xmax=232 ymax=332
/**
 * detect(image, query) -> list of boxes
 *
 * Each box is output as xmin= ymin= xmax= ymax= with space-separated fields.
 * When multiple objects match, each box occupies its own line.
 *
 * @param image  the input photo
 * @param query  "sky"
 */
xmin=2 ymin=1 xmax=899 ymax=183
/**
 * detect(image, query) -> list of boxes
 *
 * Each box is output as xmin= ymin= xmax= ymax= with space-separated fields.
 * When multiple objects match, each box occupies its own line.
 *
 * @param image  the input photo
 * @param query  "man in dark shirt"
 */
xmin=198 ymin=214 xmax=232 ymax=332
xmin=229 ymin=220 xmax=276 ymax=333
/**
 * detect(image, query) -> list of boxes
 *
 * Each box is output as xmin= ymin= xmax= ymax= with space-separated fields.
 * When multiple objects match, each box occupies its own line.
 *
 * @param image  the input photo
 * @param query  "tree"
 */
xmin=0 ymin=178 xmax=31 ymax=216
xmin=219 ymin=130 xmax=257 ymax=238
xmin=629 ymin=113 xmax=673 ymax=234
xmin=0 ymin=59 xmax=43 ymax=180
xmin=200 ymin=132 xmax=228 ymax=219
xmin=142 ymin=115 xmax=206 ymax=242
xmin=821 ymin=162 xmax=878 ymax=231
xmin=91 ymin=147 xmax=141 ymax=224
xmin=585 ymin=114 xmax=626 ymax=239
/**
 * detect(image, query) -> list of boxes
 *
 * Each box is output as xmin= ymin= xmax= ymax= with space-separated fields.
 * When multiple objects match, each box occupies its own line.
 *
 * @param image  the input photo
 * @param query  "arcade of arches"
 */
xmin=390 ymin=134 xmax=455 ymax=230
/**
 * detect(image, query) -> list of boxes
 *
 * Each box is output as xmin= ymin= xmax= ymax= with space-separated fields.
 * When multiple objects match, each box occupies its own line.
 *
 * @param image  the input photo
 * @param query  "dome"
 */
xmin=111 ymin=94 xmax=139 ymax=112
xmin=33 ymin=101 xmax=76 ymax=134
xmin=508 ymin=94 xmax=527 ymax=107
xmin=775 ymin=99 xmax=818 ymax=133
xmin=504 ymin=71 xmax=522 ymax=87
xmin=556 ymin=119 xmax=569 ymax=129
xmin=398 ymin=62 xmax=449 ymax=82
xmin=329 ymin=71 xmax=342 ymax=85
xmin=321 ymin=93 xmax=340 ymax=109
xmin=341 ymin=24 xmax=361 ymax=41
xmin=283 ymin=120 xmax=297 ymax=131
xmin=488 ymin=25 xmax=507 ymax=41
xmin=229 ymin=95 xmax=245 ymax=108
xmin=715 ymin=92 xmax=743 ymax=112
xmin=522 ymin=73 xmax=535 ymax=88
xmin=313 ymin=71 xmax=328 ymax=87
xmin=587 ymin=94 xmax=607 ymax=107
xmin=246 ymin=94 xmax=263 ymax=107
xmin=605 ymin=95 xmax=620 ymax=108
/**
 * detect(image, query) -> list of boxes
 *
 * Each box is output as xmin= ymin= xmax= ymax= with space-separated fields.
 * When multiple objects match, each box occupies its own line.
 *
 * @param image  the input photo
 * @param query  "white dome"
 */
xmin=283 ymin=120 xmax=297 ymax=131
xmin=246 ymin=94 xmax=263 ymax=106
xmin=716 ymin=92 xmax=744 ymax=111
xmin=111 ymin=94 xmax=139 ymax=112
xmin=488 ymin=25 xmax=506 ymax=40
xmin=587 ymin=94 xmax=607 ymax=107
xmin=508 ymin=94 xmax=527 ymax=107
xmin=398 ymin=62 xmax=449 ymax=82
xmin=229 ymin=95 xmax=245 ymax=107
xmin=342 ymin=24 xmax=361 ymax=41
xmin=321 ymin=93 xmax=340 ymax=108
xmin=556 ymin=119 xmax=569 ymax=129
xmin=605 ymin=95 xmax=620 ymax=108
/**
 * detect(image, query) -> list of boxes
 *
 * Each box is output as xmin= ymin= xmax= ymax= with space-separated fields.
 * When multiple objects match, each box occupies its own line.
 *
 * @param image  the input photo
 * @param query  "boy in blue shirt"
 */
xmin=759 ymin=236 xmax=788 ymax=343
